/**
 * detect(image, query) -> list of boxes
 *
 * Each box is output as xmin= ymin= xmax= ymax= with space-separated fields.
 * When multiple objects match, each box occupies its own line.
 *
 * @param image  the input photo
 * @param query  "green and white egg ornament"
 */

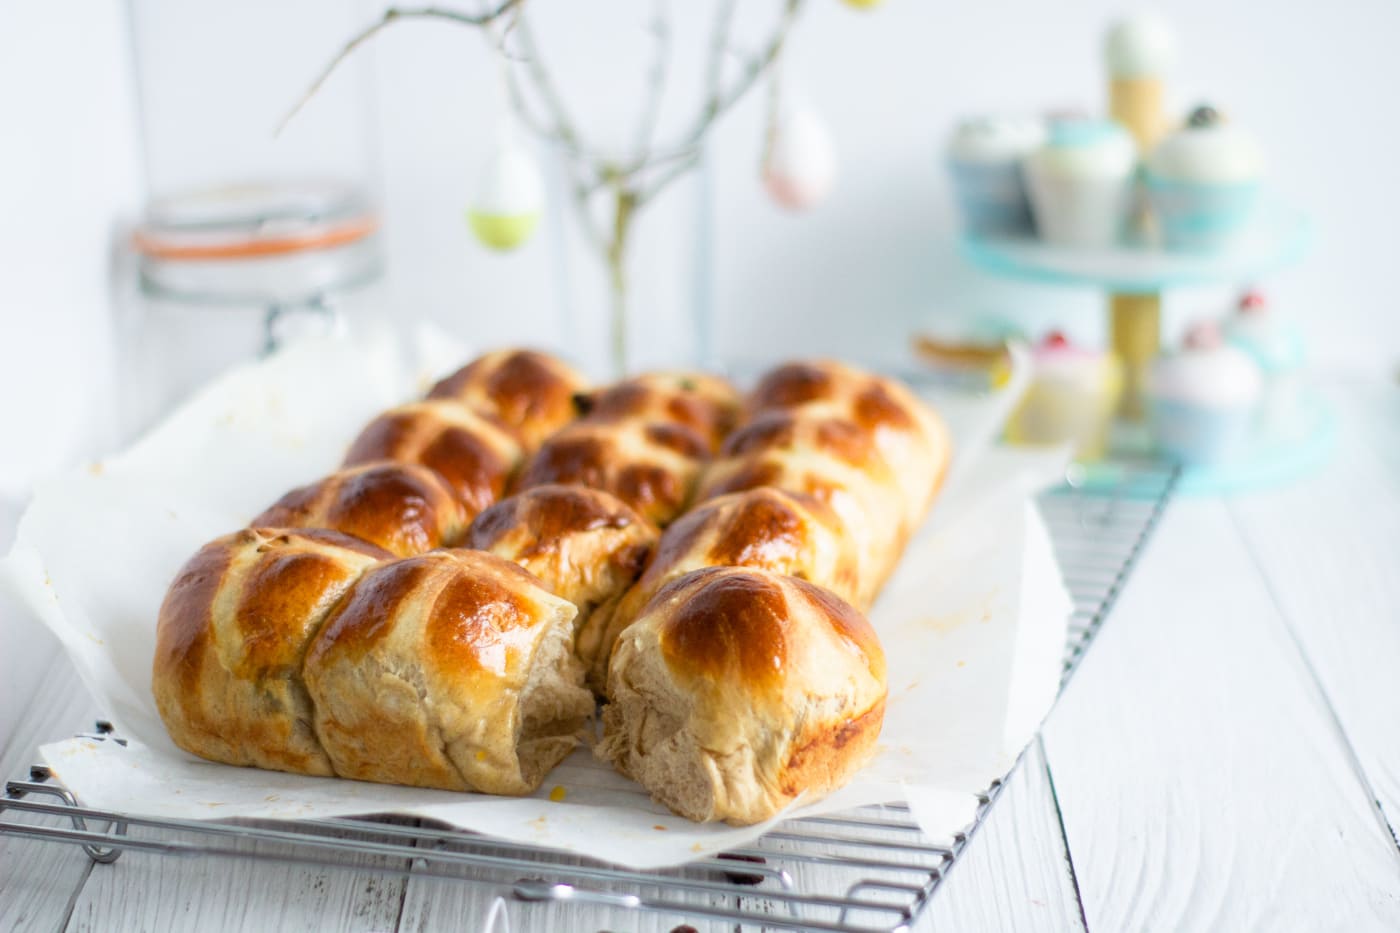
xmin=468 ymin=131 xmax=544 ymax=251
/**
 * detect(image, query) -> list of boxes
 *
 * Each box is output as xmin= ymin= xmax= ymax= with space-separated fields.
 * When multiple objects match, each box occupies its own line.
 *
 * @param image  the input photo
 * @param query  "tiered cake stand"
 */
xmin=960 ymin=199 xmax=1332 ymax=494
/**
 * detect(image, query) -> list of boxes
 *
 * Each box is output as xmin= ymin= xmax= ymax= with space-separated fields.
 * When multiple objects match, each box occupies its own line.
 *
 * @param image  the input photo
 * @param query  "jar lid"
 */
xmin=133 ymin=179 xmax=383 ymax=306
xmin=133 ymin=179 xmax=377 ymax=260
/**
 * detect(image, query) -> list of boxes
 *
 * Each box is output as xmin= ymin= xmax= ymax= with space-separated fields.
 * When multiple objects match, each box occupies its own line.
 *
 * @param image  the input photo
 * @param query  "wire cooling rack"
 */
xmin=0 ymin=460 xmax=1176 ymax=933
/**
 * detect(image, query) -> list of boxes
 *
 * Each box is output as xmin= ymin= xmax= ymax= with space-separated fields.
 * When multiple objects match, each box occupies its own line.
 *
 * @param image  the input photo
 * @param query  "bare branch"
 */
xmin=512 ymin=16 xmax=590 ymax=160
xmin=629 ymin=0 xmax=673 ymax=162
xmin=635 ymin=149 xmax=701 ymax=203
xmin=685 ymin=0 xmax=802 ymax=151
xmin=276 ymin=0 xmax=525 ymax=136
xmin=705 ymin=0 xmax=739 ymax=102
xmin=637 ymin=0 xmax=804 ymax=205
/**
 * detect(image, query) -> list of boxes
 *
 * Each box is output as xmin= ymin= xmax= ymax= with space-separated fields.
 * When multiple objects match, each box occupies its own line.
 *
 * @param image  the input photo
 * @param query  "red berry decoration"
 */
xmin=1042 ymin=330 xmax=1070 ymax=349
xmin=1239 ymin=290 xmax=1267 ymax=313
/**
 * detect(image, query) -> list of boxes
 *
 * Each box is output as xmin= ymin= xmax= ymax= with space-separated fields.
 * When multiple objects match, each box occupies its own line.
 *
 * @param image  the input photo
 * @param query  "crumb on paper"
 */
xmin=691 ymin=843 xmax=704 ymax=853
xmin=652 ymin=824 xmax=667 ymax=831
xmin=86 ymin=461 xmax=104 ymax=476
xmin=548 ymin=785 xmax=567 ymax=803
xmin=167 ymin=509 xmax=178 ymax=520
xmin=529 ymin=815 xmax=547 ymax=830
xmin=917 ymin=607 xmax=977 ymax=634
xmin=905 ymin=679 xmax=919 ymax=692
xmin=956 ymin=659 xmax=966 ymax=668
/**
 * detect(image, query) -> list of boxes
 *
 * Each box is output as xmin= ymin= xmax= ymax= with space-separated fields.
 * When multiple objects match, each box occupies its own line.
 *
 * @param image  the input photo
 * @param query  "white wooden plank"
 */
xmin=64 ymin=829 xmax=408 ymax=933
xmin=1043 ymin=498 xmax=1400 ymax=932
xmin=1226 ymin=381 xmax=1400 ymax=844
xmin=927 ymin=738 xmax=1085 ymax=933
xmin=0 ymin=638 xmax=104 ymax=933
xmin=0 ymin=619 xmax=409 ymax=933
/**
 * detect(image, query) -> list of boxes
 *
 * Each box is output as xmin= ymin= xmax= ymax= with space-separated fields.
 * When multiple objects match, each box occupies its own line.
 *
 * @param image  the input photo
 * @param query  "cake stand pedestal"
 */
xmin=959 ymin=199 xmax=1329 ymax=493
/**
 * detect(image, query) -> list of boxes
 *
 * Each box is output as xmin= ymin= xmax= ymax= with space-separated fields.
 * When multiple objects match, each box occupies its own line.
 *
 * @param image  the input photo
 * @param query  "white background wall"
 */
xmin=2 ymin=0 xmax=1398 ymax=491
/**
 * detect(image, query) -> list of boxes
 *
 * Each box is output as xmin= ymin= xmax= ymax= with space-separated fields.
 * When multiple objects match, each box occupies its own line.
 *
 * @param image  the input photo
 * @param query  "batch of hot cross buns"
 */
xmin=152 ymin=349 xmax=952 ymax=825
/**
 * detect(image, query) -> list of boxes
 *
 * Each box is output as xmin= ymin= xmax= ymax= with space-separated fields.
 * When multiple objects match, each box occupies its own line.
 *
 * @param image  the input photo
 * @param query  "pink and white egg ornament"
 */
xmin=763 ymin=107 xmax=838 ymax=211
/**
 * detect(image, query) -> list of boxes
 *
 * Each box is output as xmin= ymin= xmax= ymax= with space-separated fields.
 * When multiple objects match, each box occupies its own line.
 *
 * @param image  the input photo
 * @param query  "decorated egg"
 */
xmin=763 ymin=107 xmax=837 ymax=211
xmin=467 ymin=132 xmax=544 ymax=251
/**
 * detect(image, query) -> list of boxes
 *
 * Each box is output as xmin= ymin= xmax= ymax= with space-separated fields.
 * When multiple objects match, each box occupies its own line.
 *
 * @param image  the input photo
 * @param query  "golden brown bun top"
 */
xmin=581 ymin=371 xmax=740 ymax=453
xmin=720 ymin=410 xmax=893 ymax=479
xmin=643 ymin=565 xmax=886 ymax=699
xmin=467 ymin=484 xmax=657 ymax=619
xmin=516 ymin=419 xmax=709 ymax=527
xmin=343 ymin=400 xmax=524 ymax=518
xmin=746 ymin=360 xmax=951 ymax=517
xmin=427 ymin=349 xmax=588 ymax=451
xmin=305 ymin=549 xmax=567 ymax=680
xmin=154 ymin=527 xmax=390 ymax=693
xmin=644 ymin=487 xmax=859 ymax=602
xmin=468 ymin=484 xmax=649 ymax=558
xmin=252 ymin=461 xmax=466 ymax=558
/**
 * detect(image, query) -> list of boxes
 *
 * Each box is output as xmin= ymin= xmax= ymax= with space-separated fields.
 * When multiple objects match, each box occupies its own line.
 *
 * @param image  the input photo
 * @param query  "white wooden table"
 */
xmin=3 ymin=379 xmax=1397 ymax=933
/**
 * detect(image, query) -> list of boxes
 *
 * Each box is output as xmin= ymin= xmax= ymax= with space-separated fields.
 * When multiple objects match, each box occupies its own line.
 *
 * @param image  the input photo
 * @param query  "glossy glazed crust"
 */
xmin=746 ymin=359 xmax=952 ymax=520
xmin=577 ymin=487 xmax=860 ymax=691
xmin=515 ymin=418 xmax=711 ymax=528
xmin=253 ymin=461 xmax=467 ymax=557
xmin=696 ymin=432 xmax=909 ymax=609
xmin=599 ymin=566 xmax=887 ymax=825
xmin=302 ymin=549 xmax=592 ymax=795
xmin=151 ymin=528 xmax=391 ymax=777
xmin=579 ymin=371 xmax=740 ymax=453
xmin=427 ymin=349 xmax=589 ymax=452
xmin=467 ymin=484 xmax=656 ymax=635
xmin=343 ymin=400 xmax=524 ymax=519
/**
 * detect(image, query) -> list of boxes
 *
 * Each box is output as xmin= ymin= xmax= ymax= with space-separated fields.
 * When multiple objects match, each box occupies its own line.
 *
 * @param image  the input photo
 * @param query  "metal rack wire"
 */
xmin=0 ymin=461 xmax=1177 ymax=933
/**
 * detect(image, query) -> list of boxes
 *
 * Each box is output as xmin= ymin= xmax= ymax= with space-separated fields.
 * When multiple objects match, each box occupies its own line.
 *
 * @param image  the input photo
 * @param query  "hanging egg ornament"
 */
xmin=763 ymin=107 xmax=838 ymax=211
xmin=467 ymin=132 xmax=544 ymax=251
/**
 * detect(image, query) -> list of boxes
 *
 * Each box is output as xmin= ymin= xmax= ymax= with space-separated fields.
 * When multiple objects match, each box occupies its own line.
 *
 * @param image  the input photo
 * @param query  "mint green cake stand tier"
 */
xmin=954 ymin=196 xmax=1326 ymax=494
xmin=958 ymin=198 xmax=1310 ymax=293
xmin=1063 ymin=390 xmax=1336 ymax=497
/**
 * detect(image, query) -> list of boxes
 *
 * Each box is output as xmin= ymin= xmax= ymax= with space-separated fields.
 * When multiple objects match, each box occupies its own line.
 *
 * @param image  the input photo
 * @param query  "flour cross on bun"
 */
xmin=344 ymin=399 xmax=523 ymax=519
xmin=746 ymin=360 xmax=952 ymax=520
xmin=303 ymin=549 xmax=592 ymax=796
xmin=467 ymin=483 xmax=658 ymax=642
xmin=428 ymin=349 xmax=589 ymax=452
xmin=578 ymin=486 xmax=859 ymax=692
xmin=515 ymin=371 xmax=739 ymax=528
xmin=152 ymin=527 xmax=391 ymax=777
xmin=599 ymin=565 xmax=887 ymax=825
xmin=253 ymin=461 xmax=467 ymax=558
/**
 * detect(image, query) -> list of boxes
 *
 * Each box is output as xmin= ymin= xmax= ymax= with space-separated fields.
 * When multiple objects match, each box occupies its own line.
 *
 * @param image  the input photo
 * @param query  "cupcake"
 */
xmin=1222 ymin=290 xmax=1305 ymax=438
xmin=1005 ymin=331 xmax=1123 ymax=460
xmin=946 ymin=117 xmax=1046 ymax=236
xmin=1024 ymin=118 xmax=1138 ymax=248
xmin=1145 ymin=105 xmax=1262 ymax=251
xmin=1148 ymin=321 xmax=1263 ymax=465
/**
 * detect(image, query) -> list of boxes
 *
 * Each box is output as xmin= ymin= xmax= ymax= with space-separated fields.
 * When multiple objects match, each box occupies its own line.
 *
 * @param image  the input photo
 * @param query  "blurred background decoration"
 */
xmin=280 ymin=0 xmax=826 ymax=378
xmin=2 ymin=0 xmax=1398 ymax=509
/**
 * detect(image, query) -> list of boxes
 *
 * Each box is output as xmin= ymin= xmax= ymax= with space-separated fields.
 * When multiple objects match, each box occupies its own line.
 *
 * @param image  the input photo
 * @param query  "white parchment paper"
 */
xmin=0 ymin=329 xmax=1071 ymax=869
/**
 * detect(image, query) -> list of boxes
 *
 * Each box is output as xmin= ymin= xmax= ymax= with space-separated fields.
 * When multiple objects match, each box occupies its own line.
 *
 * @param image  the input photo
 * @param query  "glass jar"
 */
xmin=115 ymin=179 xmax=383 ymax=439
